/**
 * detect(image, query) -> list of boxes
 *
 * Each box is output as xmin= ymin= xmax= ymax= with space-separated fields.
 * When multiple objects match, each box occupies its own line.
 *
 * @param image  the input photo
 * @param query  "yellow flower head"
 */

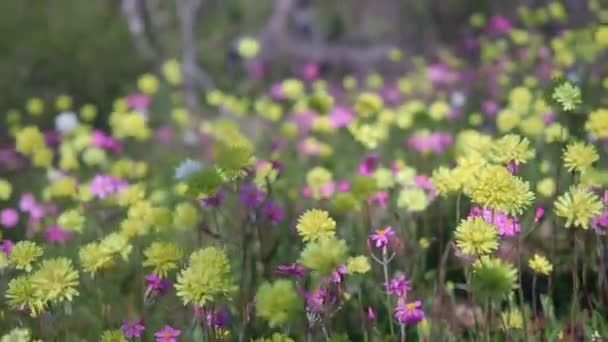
xmin=79 ymin=242 xmax=113 ymax=276
xmin=30 ymin=257 xmax=79 ymax=304
xmin=143 ymin=242 xmax=184 ymax=278
xmin=296 ymin=209 xmax=336 ymax=242
xmin=455 ymin=217 xmax=499 ymax=256
xmin=562 ymin=141 xmax=598 ymax=173
xmin=0 ymin=178 xmax=12 ymax=200
xmin=431 ymin=167 xmax=460 ymax=196
xmin=306 ymin=167 xmax=333 ymax=200
xmin=554 ymin=185 xmax=603 ymax=229
xmin=500 ymin=309 xmax=523 ymax=330
xmin=9 ymin=241 xmax=43 ymax=272
xmin=346 ymin=256 xmax=371 ymax=274
xmin=15 ymin=126 xmax=45 ymax=156
xmin=537 ymin=177 xmax=556 ymax=198
xmin=491 ymin=134 xmax=535 ymax=165
xmin=528 ymin=254 xmax=553 ymax=275
xmin=585 ymin=108 xmax=608 ymax=140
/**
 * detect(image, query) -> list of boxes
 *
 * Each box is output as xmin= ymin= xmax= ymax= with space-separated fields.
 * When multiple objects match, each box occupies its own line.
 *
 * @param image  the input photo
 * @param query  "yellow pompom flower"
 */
xmin=173 ymin=202 xmax=199 ymax=230
xmin=544 ymin=123 xmax=569 ymax=143
xmin=6 ymin=276 xmax=46 ymax=317
xmin=137 ymin=73 xmax=159 ymax=94
xmin=47 ymin=177 xmax=77 ymax=199
xmin=428 ymin=101 xmax=449 ymax=121
xmin=30 ymin=257 xmax=79 ymax=304
xmin=15 ymin=126 xmax=45 ymax=156
xmin=281 ymin=79 xmax=304 ymax=100
xmin=55 ymin=95 xmax=72 ymax=111
xmin=528 ymin=254 xmax=553 ymax=275
xmin=306 ymin=167 xmax=333 ymax=199
xmin=80 ymin=103 xmax=98 ymax=122
xmin=58 ymin=209 xmax=85 ymax=233
xmin=346 ymin=256 xmax=371 ymax=274
xmin=432 ymin=167 xmax=461 ymax=196
xmin=355 ymin=92 xmax=383 ymax=117
xmin=491 ymin=134 xmax=535 ymax=165
xmin=455 ymin=217 xmax=499 ymax=256
xmin=237 ymin=37 xmax=260 ymax=59
xmin=296 ymin=209 xmax=336 ymax=242
xmin=500 ymin=309 xmax=523 ymax=330
xmin=100 ymin=330 xmax=128 ymax=342
xmin=508 ymin=87 xmax=532 ymax=114
xmin=562 ymin=141 xmax=598 ymax=173
xmin=554 ymin=185 xmax=603 ymax=229
xmin=9 ymin=241 xmax=43 ymax=272
xmin=79 ymin=242 xmax=114 ymax=276
xmin=32 ymin=147 xmax=53 ymax=168
xmin=585 ymin=108 xmax=608 ymax=140
xmin=100 ymin=233 xmax=133 ymax=261
xmin=397 ymin=188 xmax=429 ymax=212
xmin=537 ymin=177 xmax=556 ymax=198
xmin=162 ymin=59 xmax=182 ymax=85
xmin=143 ymin=242 xmax=184 ymax=277
xmin=464 ymin=164 xmax=534 ymax=215
xmin=0 ymin=178 xmax=12 ymax=200
xmin=595 ymin=26 xmax=608 ymax=47
xmin=26 ymin=97 xmax=44 ymax=116
xmin=496 ymin=109 xmax=521 ymax=133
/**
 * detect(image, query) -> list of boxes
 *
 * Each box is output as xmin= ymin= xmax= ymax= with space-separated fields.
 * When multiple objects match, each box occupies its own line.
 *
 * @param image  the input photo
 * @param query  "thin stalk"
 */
xmin=516 ymin=236 xmax=529 ymax=340
xmin=532 ymin=275 xmax=538 ymax=319
xmin=570 ymin=231 xmax=580 ymax=337
xmin=400 ymin=324 xmax=406 ymax=342
xmin=382 ymin=247 xmax=396 ymax=337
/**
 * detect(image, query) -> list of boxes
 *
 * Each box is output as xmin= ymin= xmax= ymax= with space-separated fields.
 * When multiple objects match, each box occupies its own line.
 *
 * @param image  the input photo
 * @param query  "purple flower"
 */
xmin=19 ymin=193 xmax=37 ymax=213
xmin=127 ymin=93 xmax=151 ymax=111
xmin=330 ymin=264 xmax=348 ymax=283
xmin=534 ymin=207 xmax=545 ymax=223
xmin=305 ymin=288 xmax=327 ymax=313
xmin=394 ymin=300 xmax=424 ymax=325
xmin=1 ymin=240 xmax=14 ymax=255
xmin=201 ymin=190 xmax=224 ymax=208
xmin=145 ymin=273 xmax=171 ymax=295
xmin=366 ymin=306 xmax=376 ymax=321
xmin=121 ymin=318 xmax=145 ymax=338
xmin=240 ymin=184 xmax=265 ymax=209
xmin=204 ymin=307 xmax=230 ymax=328
xmin=44 ymin=225 xmax=73 ymax=243
xmin=385 ymin=274 xmax=411 ymax=298
xmin=592 ymin=211 xmax=608 ymax=235
xmin=275 ymin=263 xmax=309 ymax=279
xmin=469 ymin=206 xmax=520 ymax=237
xmin=263 ymin=201 xmax=283 ymax=224
xmin=358 ymin=154 xmax=380 ymax=176
xmin=487 ymin=15 xmax=512 ymax=35
xmin=369 ymin=227 xmax=395 ymax=248
xmin=154 ymin=325 xmax=180 ymax=342
xmin=0 ymin=208 xmax=18 ymax=228
xmin=90 ymin=174 xmax=127 ymax=199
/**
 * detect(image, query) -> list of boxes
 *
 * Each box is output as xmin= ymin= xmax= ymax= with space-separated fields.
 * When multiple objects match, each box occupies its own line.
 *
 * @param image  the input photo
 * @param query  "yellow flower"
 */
xmin=173 ymin=202 xmax=199 ymax=230
xmin=491 ymin=134 xmax=535 ymax=165
xmin=500 ymin=309 xmax=523 ymax=330
xmin=15 ymin=126 xmax=45 ymax=156
xmin=9 ymin=241 xmax=43 ymax=272
xmin=143 ymin=242 xmax=184 ymax=277
xmin=26 ymin=97 xmax=44 ymax=116
xmin=397 ymin=188 xmax=429 ymax=212
xmin=544 ymin=123 xmax=569 ymax=143
xmin=428 ymin=101 xmax=449 ymax=121
xmin=528 ymin=254 xmax=553 ymax=275
xmin=432 ymin=167 xmax=460 ymax=196
xmin=296 ymin=209 xmax=336 ymax=242
xmin=6 ymin=276 xmax=46 ymax=317
xmin=137 ymin=73 xmax=159 ymax=94
xmin=496 ymin=109 xmax=521 ymax=133
xmin=346 ymin=256 xmax=371 ymax=274
xmin=80 ymin=103 xmax=98 ymax=122
xmin=32 ymin=147 xmax=53 ymax=168
xmin=595 ymin=26 xmax=608 ymax=47
xmin=562 ymin=141 xmax=598 ymax=173
xmin=537 ymin=178 xmax=556 ymax=198
xmin=79 ymin=242 xmax=113 ymax=275
xmin=162 ymin=59 xmax=182 ymax=85
xmin=508 ymin=86 xmax=532 ymax=114
xmin=237 ymin=37 xmax=260 ymax=59
xmin=58 ymin=209 xmax=85 ymax=233
xmin=554 ymin=185 xmax=603 ymax=229
xmin=100 ymin=233 xmax=133 ymax=260
xmin=455 ymin=217 xmax=499 ymax=256
xmin=306 ymin=167 xmax=333 ymax=200
xmin=355 ymin=92 xmax=383 ymax=117
xmin=55 ymin=95 xmax=72 ymax=111
xmin=585 ymin=108 xmax=608 ymax=140
xmin=0 ymin=178 xmax=12 ymax=200
xmin=30 ymin=257 xmax=79 ymax=304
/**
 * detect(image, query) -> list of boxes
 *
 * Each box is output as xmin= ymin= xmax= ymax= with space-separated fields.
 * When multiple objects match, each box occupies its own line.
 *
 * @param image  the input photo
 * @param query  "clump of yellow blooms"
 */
xmin=296 ymin=209 xmax=336 ymax=242
xmin=454 ymin=217 xmax=499 ymax=256
xmin=562 ymin=141 xmax=598 ymax=172
xmin=554 ymin=185 xmax=603 ymax=229
xmin=528 ymin=254 xmax=553 ymax=275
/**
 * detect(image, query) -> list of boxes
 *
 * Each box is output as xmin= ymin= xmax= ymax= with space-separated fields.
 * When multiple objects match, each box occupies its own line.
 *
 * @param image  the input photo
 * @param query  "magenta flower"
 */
xmin=90 ymin=174 xmax=127 ymax=199
xmin=145 ymin=273 xmax=171 ymax=295
xmin=240 ymin=184 xmax=265 ymax=209
xmin=330 ymin=264 xmax=348 ymax=284
xmin=154 ymin=325 xmax=180 ymax=342
xmin=19 ymin=193 xmax=37 ymax=213
xmin=1 ymin=240 xmax=14 ymax=255
xmin=534 ymin=207 xmax=545 ymax=223
xmin=91 ymin=130 xmax=123 ymax=153
xmin=394 ymin=299 xmax=424 ymax=325
xmin=201 ymin=190 xmax=224 ymax=208
xmin=469 ymin=206 xmax=520 ymax=237
xmin=369 ymin=227 xmax=395 ymax=248
xmin=366 ymin=306 xmax=376 ymax=322
xmin=121 ymin=318 xmax=145 ymax=338
xmin=263 ymin=201 xmax=283 ymax=224
xmin=275 ymin=263 xmax=309 ymax=279
xmin=368 ymin=191 xmax=389 ymax=208
xmin=385 ymin=274 xmax=411 ymax=297
xmin=358 ymin=154 xmax=380 ymax=176
xmin=44 ymin=225 xmax=73 ymax=243
xmin=329 ymin=106 xmax=354 ymax=128
xmin=0 ymin=208 xmax=18 ymax=228
xmin=487 ymin=15 xmax=512 ymax=35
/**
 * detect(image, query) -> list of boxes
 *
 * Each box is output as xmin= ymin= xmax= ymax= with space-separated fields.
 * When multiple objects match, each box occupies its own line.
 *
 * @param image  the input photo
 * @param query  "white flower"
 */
xmin=55 ymin=111 xmax=79 ymax=134
xmin=451 ymin=91 xmax=466 ymax=108
xmin=174 ymin=159 xmax=203 ymax=180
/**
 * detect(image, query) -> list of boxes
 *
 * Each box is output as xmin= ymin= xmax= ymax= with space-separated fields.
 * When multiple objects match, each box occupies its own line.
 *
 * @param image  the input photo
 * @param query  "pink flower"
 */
xmin=90 ymin=174 xmax=127 ymax=199
xmin=368 ymin=191 xmax=389 ymax=208
xmin=358 ymin=154 xmax=379 ymax=175
xmin=154 ymin=325 xmax=180 ymax=342
xmin=1 ymin=240 xmax=14 ymax=255
xmin=534 ymin=207 xmax=545 ymax=223
xmin=127 ymin=93 xmax=151 ymax=111
xmin=469 ymin=206 xmax=520 ymax=237
xmin=338 ymin=181 xmax=350 ymax=192
xmin=44 ymin=225 xmax=73 ymax=243
xmin=386 ymin=274 xmax=411 ymax=297
xmin=329 ymin=106 xmax=354 ymax=128
xmin=91 ymin=130 xmax=123 ymax=153
xmin=0 ymin=208 xmax=18 ymax=228
xmin=301 ymin=62 xmax=319 ymax=81
xmin=370 ymin=227 xmax=395 ymax=248
xmin=19 ymin=193 xmax=37 ymax=213
xmin=366 ymin=306 xmax=376 ymax=322
xmin=155 ymin=126 xmax=175 ymax=143
xmin=487 ymin=15 xmax=512 ymax=35
xmin=394 ymin=299 xmax=424 ymax=325
xmin=122 ymin=318 xmax=145 ymax=338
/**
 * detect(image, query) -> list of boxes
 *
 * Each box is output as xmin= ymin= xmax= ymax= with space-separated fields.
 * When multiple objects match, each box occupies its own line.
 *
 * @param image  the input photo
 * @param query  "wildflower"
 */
xmin=355 ymin=92 xmax=383 ymax=117
xmin=30 ymin=257 xmax=79 ymax=304
xmin=143 ymin=242 xmax=184 ymax=278
xmin=15 ymin=126 xmax=45 ymax=156
xmin=585 ymin=108 xmax=608 ymax=140
xmin=386 ymin=274 xmax=411 ymax=297
xmin=6 ymin=276 xmax=46 ymax=317
xmin=121 ymin=318 xmax=145 ymax=338
xmin=0 ymin=178 xmax=12 ymax=200
xmin=369 ymin=226 xmax=395 ymax=248
xmin=0 ymin=208 xmax=18 ymax=228
xmin=534 ymin=207 xmax=545 ymax=223
xmin=90 ymin=174 xmax=126 ymax=199
xmin=202 ymin=190 xmax=225 ymax=208
xmin=554 ymin=185 xmax=603 ymax=229
xmin=174 ymin=159 xmax=203 ymax=180
xmin=537 ymin=177 xmax=556 ymax=198
xmin=263 ymin=201 xmax=283 ymax=224
xmin=528 ymin=254 xmax=553 ymax=275
xmin=469 ymin=207 xmax=521 ymax=237
xmin=1 ymin=328 xmax=33 ymax=341
xmin=175 ymin=247 xmax=235 ymax=306
xmin=470 ymin=256 xmax=517 ymax=300
xmin=455 ymin=217 xmax=499 ymax=256
xmin=346 ymin=255 xmax=371 ymax=274
xmin=100 ymin=330 xmax=128 ymax=342
xmin=239 ymin=184 xmax=265 ymax=209
xmin=545 ymin=123 xmax=569 ymax=143
xmin=397 ymin=188 xmax=429 ymax=212
xmin=394 ymin=300 xmax=424 ymax=325
xmin=305 ymin=167 xmax=334 ymax=199
xmin=154 ymin=325 xmax=181 ymax=342
xmin=274 ymin=263 xmax=309 ymax=279
xmin=255 ymin=280 xmax=302 ymax=328
xmin=58 ymin=208 xmax=86 ymax=233
xmin=464 ymin=164 xmax=534 ymax=215
xmin=43 ymin=225 xmax=72 ymax=243
xmin=173 ymin=202 xmax=199 ymax=230
xmin=431 ymin=167 xmax=460 ymax=196
xmin=296 ymin=209 xmax=336 ymax=242
xmin=500 ymin=309 xmax=523 ymax=330
xmin=491 ymin=134 xmax=535 ymax=165
xmin=79 ymin=242 xmax=113 ymax=275
xmin=145 ymin=273 xmax=172 ymax=295
xmin=55 ymin=111 xmax=79 ymax=134
xmin=237 ymin=37 xmax=260 ymax=59
xmin=562 ymin=141 xmax=598 ymax=172
xmin=9 ymin=241 xmax=43 ymax=272
xmin=358 ymin=154 xmax=380 ymax=175
xmin=367 ymin=306 xmax=376 ymax=321
xmin=552 ymin=81 xmax=581 ymax=111
xmin=299 ymin=237 xmax=348 ymax=275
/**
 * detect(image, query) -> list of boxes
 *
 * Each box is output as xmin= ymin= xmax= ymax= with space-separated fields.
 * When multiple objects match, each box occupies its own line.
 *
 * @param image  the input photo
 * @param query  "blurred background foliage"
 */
xmin=0 ymin=0 xmax=592 ymax=116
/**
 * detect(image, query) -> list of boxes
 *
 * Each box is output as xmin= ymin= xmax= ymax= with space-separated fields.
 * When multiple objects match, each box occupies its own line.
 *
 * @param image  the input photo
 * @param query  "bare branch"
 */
xmin=121 ymin=0 xmax=160 ymax=63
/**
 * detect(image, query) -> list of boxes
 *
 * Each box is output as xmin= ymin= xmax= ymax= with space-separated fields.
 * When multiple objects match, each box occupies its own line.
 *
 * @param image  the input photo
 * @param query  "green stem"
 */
xmin=382 ymin=248 xmax=396 ymax=337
